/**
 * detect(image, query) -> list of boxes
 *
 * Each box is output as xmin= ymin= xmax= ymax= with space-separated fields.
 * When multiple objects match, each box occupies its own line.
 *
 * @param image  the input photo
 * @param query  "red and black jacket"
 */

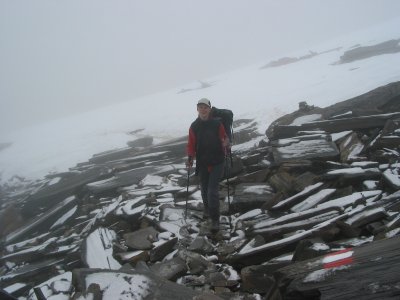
xmin=187 ymin=117 xmax=227 ymax=172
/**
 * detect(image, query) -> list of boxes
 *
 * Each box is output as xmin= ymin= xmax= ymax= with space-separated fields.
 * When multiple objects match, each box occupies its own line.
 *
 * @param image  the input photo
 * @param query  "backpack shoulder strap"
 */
xmin=211 ymin=107 xmax=234 ymax=142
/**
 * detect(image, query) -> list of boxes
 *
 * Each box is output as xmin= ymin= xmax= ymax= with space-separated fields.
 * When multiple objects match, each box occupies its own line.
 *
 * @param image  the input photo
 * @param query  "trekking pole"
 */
xmin=229 ymin=148 xmax=233 ymax=168
xmin=225 ymin=156 xmax=232 ymax=231
xmin=185 ymin=165 xmax=191 ymax=221
xmin=230 ymin=125 xmax=234 ymax=168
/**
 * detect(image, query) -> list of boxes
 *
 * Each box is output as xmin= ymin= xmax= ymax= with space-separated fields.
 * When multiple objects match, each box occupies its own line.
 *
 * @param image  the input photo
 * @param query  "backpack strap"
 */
xmin=211 ymin=107 xmax=234 ymax=142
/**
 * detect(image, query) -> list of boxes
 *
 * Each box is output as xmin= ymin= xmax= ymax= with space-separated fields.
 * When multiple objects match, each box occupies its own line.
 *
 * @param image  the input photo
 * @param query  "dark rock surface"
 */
xmin=276 ymin=235 xmax=400 ymax=299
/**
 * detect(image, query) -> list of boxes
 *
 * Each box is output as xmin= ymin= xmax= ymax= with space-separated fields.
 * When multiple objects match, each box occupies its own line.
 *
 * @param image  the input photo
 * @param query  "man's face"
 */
xmin=197 ymin=104 xmax=211 ymax=120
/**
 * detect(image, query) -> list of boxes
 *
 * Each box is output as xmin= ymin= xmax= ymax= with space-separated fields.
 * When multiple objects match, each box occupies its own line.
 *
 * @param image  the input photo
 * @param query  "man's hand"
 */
xmin=186 ymin=156 xmax=193 ymax=168
xmin=222 ymin=138 xmax=231 ymax=155
xmin=222 ymin=137 xmax=230 ymax=148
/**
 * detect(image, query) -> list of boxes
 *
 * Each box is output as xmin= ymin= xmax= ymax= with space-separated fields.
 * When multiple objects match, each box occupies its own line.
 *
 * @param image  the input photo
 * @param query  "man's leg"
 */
xmin=199 ymin=167 xmax=210 ymax=219
xmin=207 ymin=162 xmax=224 ymax=231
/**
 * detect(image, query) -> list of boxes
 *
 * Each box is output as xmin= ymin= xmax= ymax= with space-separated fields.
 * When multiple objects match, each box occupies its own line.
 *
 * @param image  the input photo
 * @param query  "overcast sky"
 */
xmin=1 ymin=0 xmax=400 ymax=134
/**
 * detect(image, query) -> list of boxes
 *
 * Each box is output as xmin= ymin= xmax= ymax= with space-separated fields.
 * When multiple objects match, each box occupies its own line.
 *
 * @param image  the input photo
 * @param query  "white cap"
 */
xmin=197 ymin=98 xmax=211 ymax=107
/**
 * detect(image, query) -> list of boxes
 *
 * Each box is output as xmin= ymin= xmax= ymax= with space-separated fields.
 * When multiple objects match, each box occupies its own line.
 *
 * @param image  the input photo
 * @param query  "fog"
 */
xmin=1 ymin=0 xmax=400 ymax=134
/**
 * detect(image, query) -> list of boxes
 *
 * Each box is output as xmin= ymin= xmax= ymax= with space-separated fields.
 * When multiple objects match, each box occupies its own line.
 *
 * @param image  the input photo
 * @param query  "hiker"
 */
xmin=186 ymin=98 xmax=230 ymax=233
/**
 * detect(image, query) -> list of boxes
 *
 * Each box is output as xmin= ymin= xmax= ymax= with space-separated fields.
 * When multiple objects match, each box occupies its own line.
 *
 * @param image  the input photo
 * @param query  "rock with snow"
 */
xmin=22 ymin=167 xmax=111 ymax=217
xmin=291 ymin=238 xmax=331 ymax=262
xmin=382 ymin=168 xmax=400 ymax=190
xmin=269 ymin=111 xmax=400 ymax=140
xmin=4 ymin=195 xmax=78 ymax=245
xmin=116 ymin=250 xmax=150 ymax=265
xmin=83 ymin=227 xmax=121 ymax=270
xmin=0 ymin=204 xmax=24 ymax=240
xmin=345 ymin=207 xmax=388 ymax=228
xmin=240 ymin=265 xmax=278 ymax=294
xmin=267 ymin=170 xmax=298 ymax=197
xmin=231 ymin=183 xmax=275 ymax=213
xmin=149 ymin=237 xmax=178 ymax=262
xmin=149 ymin=256 xmax=188 ymax=281
xmin=0 ymin=258 xmax=64 ymax=287
xmin=290 ymin=188 xmax=337 ymax=212
xmin=271 ymin=133 xmax=340 ymax=164
xmin=237 ymin=168 xmax=270 ymax=183
xmin=71 ymin=268 xmax=218 ymax=300
xmin=271 ymin=182 xmax=325 ymax=211
xmin=188 ymin=236 xmax=215 ymax=255
xmin=276 ymin=235 xmax=400 ymax=299
xmin=123 ymin=226 xmax=159 ymax=251
xmin=177 ymin=250 xmax=217 ymax=276
xmin=338 ymin=131 xmax=366 ymax=162
xmin=250 ymin=210 xmax=341 ymax=242
xmin=85 ymin=166 xmax=158 ymax=194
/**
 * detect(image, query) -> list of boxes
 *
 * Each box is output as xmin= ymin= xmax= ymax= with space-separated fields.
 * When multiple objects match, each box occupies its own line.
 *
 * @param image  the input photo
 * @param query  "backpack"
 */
xmin=211 ymin=107 xmax=234 ymax=142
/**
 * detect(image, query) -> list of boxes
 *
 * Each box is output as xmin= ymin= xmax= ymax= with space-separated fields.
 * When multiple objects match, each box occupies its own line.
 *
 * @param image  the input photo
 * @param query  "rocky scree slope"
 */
xmin=0 ymin=82 xmax=400 ymax=299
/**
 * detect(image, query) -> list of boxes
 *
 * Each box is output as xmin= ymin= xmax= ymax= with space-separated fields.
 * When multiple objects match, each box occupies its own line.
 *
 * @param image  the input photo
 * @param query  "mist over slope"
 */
xmin=1 ymin=17 xmax=400 ymax=183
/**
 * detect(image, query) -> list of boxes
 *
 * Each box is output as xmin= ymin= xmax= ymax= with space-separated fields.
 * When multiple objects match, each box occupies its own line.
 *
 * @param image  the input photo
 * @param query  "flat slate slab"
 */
xmin=0 ymin=258 xmax=64 ymax=285
xmin=123 ymin=227 xmax=159 ymax=250
xmin=22 ymin=166 xmax=111 ymax=216
xmin=276 ymin=236 xmax=400 ymax=299
xmin=231 ymin=183 xmax=275 ymax=212
xmin=272 ymin=135 xmax=339 ymax=164
xmin=5 ymin=196 xmax=78 ymax=245
xmin=271 ymin=112 xmax=400 ymax=139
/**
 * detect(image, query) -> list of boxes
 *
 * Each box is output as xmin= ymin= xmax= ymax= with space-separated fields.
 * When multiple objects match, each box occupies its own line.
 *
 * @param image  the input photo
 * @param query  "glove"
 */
xmin=222 ymin=138 xmax=231 ymax=154
xmin=186 ymin=156 xmax=193 ymax=168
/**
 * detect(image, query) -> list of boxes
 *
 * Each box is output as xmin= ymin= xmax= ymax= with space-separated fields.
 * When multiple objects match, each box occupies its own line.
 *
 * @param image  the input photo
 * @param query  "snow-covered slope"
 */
xmin=1 ymin=17 xmax=400 ymax=183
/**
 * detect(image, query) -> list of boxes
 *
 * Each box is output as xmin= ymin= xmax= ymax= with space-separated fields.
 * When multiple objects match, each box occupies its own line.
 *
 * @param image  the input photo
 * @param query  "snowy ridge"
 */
xmin=0 ymin=17 xmax=400 ymax=183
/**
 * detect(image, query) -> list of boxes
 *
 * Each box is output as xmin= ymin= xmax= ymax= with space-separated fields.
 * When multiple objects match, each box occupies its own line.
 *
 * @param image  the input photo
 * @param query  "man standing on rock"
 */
xmin=186 ymin=98 xmax=229 ymax=233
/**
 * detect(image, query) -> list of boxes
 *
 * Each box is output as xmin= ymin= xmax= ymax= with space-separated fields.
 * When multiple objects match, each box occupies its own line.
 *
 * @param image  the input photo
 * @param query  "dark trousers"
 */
xmin=199 ymin=161 xmax=224 ymax=223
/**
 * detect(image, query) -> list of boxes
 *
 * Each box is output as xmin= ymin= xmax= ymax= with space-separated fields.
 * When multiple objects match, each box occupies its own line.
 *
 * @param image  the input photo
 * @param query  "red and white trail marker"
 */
xmin=323 ymin=248 xmax=354 ymax=269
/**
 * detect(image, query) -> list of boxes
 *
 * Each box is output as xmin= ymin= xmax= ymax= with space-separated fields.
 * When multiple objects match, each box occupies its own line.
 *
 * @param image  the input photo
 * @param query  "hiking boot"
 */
xmin=210 ymin=220 xmax=219 ymax=233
